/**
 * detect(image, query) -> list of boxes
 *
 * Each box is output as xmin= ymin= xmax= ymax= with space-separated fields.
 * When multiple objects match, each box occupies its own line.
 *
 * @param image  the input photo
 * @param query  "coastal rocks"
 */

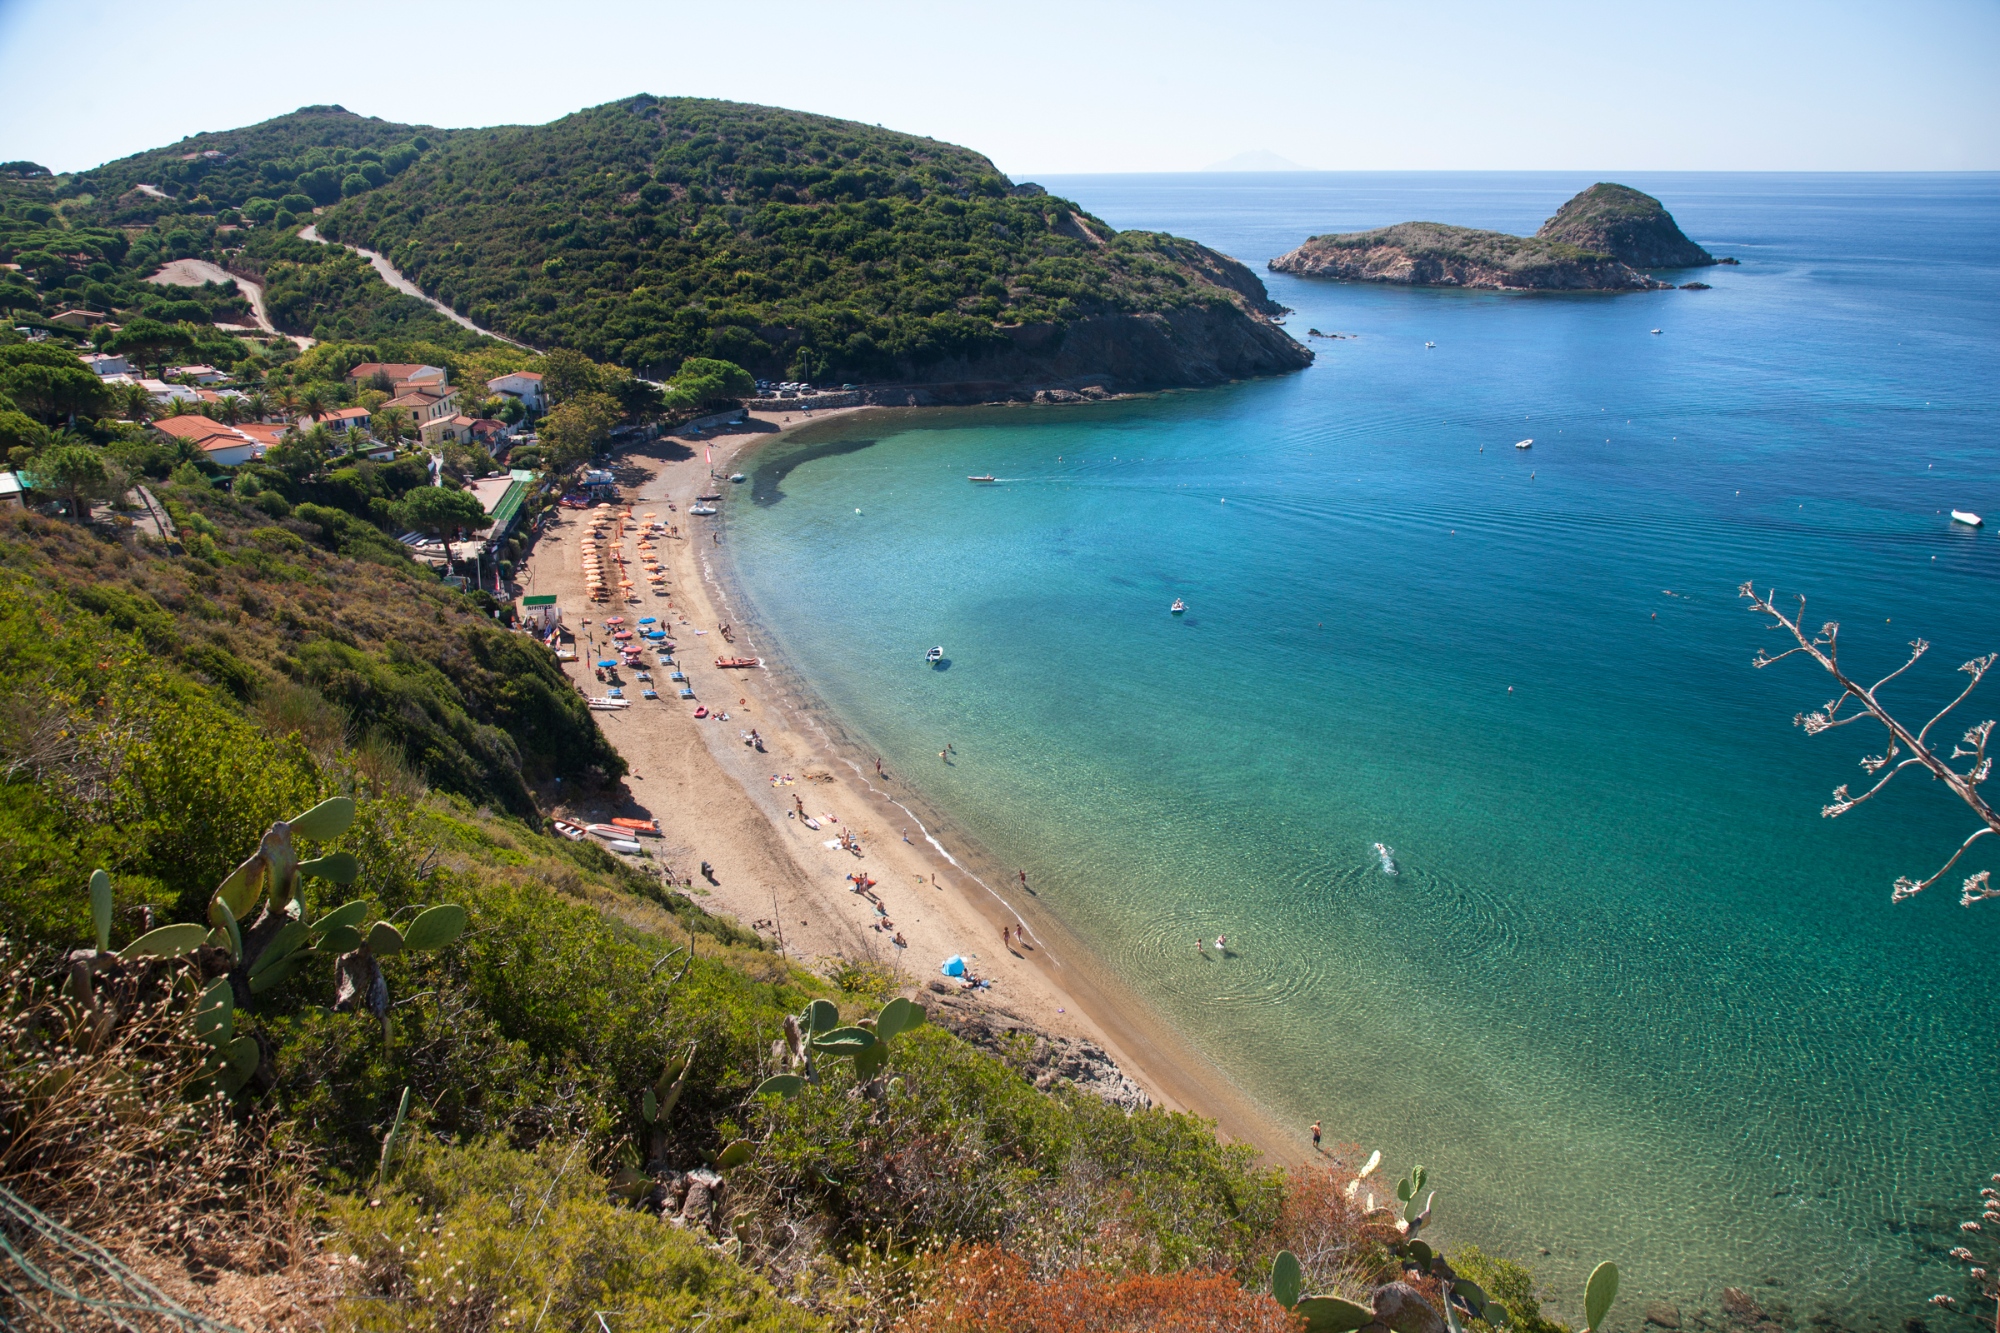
xmin=1535 ymin=182 xmax=1716 ymax=268
xmin=1269 ymin=182 xmax=1718 ymax=291
xmin=1372 ymin=1281 xmax=1448 ymax=1333
xmin=854 ymin=298 xmax=1311 ymax=406
xmin=925 ymin=992 xmax=1153 ymax=1111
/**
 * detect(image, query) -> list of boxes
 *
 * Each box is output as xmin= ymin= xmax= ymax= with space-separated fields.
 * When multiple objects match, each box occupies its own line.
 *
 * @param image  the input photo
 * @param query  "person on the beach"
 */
xmin=1311 ymin=1121 xmax=1322 ymax=1151
xmin=875 ymin=757 xmax=883 ymax=776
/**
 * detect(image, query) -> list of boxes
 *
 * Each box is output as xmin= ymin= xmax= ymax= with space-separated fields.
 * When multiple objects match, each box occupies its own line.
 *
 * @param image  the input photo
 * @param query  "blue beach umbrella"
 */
xmin=639 ymin=616 xmax=656 ymax=624
xmin=597 ymin=659 xmax=618 ymax=668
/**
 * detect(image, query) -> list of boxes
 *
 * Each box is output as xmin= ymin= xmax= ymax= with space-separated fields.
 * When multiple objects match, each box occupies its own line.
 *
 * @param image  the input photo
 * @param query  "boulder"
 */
xmin=1646 ymin=1302 xmax=1683 ymax=1329
xmin=1373 ymin=1281 xmax=1447 ymax=1333
xmin=679 ymin=1168 xmax=725 ymax=1231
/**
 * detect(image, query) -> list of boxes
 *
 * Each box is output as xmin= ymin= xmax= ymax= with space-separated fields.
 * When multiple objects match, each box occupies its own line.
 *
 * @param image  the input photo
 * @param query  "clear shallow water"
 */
xmin=728 ymin=174 xmax=2000 ymax=1328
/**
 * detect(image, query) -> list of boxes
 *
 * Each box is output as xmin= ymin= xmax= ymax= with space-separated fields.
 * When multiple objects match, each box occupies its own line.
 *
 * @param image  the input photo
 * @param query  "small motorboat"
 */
xmin=587 ymin=698 xmax=630 ymax=710
xmin=968 ymin=475 xmax=996 ymax=483
xmin=611 ymin=817 xmax=661 ymax=835
xmin=585 ymin=826 xmax=643 ymax=854
xmin=689 ymin=504 xmax=717 ymax=516
xmin=1424 ymin=341 xmax=1435 ymax=349
xmin=1952 ymin=510 xmax=1984 ymax=527
xmin=1650 ymin=328 xmax=1662 ymax=335
xmin=730 ymin=473 xmax=746 ymax=483
xmin=696 ymin=492 xmax=722 ymax=502
xmin=715 ymin=656 xmax=761 ymax=669
xmin=1515 ymin=438 xmax=1533 ymax=449
xmin=693 ymin=706 xmax=709 ymax=719
xmin=551 ymin=819 xmax=587 ymax=841
xmin=1170 ymin=599 xmax=1186 ymax=615
xmin=925 ymin=646 xmax=944 ymax=664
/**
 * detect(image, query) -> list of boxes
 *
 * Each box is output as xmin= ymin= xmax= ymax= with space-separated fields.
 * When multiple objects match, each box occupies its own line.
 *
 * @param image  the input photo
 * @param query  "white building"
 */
xmin=79 ymin=351 xmax=131 ymax=377
xmin=487 ymin=370 xmax=545 ymax=413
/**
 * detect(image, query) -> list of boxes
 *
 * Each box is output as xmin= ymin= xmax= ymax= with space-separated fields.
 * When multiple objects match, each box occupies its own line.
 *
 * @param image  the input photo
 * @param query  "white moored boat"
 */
xmin=925 ymin=646 xmax=944 ymax=664
xmin=1952 ymin=510 xmax=1984 ymax=527
xmin=1515 ymin=438 xmax=1533 ymax=449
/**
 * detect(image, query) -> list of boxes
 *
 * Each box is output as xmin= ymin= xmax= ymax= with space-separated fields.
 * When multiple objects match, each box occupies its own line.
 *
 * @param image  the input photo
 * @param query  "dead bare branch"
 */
xmin=1742 ymin=582 xmax=2000 ymax=905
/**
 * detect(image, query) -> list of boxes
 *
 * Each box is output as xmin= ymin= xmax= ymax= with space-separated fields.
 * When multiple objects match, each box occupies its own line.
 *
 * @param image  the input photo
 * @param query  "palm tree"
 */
xmin=244 ymin=390 xmax=269 ymax=421
xmin=220 ymin=395 xmax=244 ymax=426
xmin=275 ymin=387 xmax=300 ymax=421
xmin=299 ymin=388 xmax=327 ymax=427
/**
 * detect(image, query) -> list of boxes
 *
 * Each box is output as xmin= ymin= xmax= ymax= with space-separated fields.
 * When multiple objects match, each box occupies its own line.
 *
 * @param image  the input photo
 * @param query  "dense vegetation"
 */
xmin=315 ymin=96 xmax=1285 ymax=380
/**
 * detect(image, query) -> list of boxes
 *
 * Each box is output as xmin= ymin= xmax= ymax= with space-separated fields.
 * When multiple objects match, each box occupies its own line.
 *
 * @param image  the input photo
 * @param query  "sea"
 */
xmin=724 ymin=173 xmax=2000 ymax=1330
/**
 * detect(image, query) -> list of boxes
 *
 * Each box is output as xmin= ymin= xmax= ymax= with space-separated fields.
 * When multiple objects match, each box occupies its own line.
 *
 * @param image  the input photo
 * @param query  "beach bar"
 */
xmin=520 ymin=594 xmax=562 ymax=632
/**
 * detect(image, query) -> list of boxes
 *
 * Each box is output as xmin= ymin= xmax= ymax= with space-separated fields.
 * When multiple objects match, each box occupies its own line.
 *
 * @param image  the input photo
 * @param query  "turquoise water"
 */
xmin=727 ymin=174 xmax=2000 ymax=1328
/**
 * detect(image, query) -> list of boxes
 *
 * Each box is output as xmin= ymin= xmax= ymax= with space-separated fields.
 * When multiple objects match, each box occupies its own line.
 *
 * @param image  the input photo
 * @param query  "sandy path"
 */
xmin=297 ymin=225 xmax=532 ymax=349
xmin=519 ymin=412 xmax=1304 ymax=1161
xmin=148 ymin=257 xmax=315 ymax=350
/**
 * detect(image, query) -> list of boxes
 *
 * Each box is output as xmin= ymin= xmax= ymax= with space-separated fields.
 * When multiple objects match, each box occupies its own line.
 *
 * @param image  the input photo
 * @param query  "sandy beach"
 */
xmin=516 ymin=408 xmax=1302 ymax=1162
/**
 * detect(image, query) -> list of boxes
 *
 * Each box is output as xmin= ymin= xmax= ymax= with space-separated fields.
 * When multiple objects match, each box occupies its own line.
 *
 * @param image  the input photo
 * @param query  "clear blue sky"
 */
xmin=4 ymin=0 xmax=1995 ymax=175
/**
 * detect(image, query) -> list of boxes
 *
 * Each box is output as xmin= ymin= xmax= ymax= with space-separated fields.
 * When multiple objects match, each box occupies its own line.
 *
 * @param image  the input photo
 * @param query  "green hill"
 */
xmin=70 ymin=104 xmax=446 ymax=215
xmin=314 ymin=95 xmax=1308 ymax=392
xmin=1535 ymin=182 xmax=1715 ymax=269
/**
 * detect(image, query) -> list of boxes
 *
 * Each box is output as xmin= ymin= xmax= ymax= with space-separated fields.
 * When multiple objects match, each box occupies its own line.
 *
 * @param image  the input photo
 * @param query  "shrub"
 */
xmin=330 ymin=1137 xmax=822 ymax=1332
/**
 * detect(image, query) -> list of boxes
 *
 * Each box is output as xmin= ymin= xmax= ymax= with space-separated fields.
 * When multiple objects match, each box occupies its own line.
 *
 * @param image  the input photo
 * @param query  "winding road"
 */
xmin=298 ymin=225 xmax=532 ymax=349
xmin=145 ymin=257 xmax=315 ymax=349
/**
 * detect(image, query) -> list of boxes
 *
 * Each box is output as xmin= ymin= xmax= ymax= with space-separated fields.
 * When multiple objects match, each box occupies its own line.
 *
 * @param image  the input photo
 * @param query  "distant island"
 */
xmin=1269 ymin=183 xmax=1723 ymax=291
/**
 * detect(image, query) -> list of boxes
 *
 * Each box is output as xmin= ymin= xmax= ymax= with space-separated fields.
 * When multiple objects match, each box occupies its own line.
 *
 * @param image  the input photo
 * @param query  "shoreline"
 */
xmin=518 ymin=405 xmax=1304 ymax=1165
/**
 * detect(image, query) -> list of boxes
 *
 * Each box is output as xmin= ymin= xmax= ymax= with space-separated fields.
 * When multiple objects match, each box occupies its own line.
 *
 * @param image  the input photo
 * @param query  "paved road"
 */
xmin=298 ymin=225 xmax=531 ymax=349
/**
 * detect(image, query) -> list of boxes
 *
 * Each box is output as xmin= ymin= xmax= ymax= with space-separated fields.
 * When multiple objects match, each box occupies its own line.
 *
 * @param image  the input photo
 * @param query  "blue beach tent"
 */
xmin=940 ymin=955 xmax=966 ymax=977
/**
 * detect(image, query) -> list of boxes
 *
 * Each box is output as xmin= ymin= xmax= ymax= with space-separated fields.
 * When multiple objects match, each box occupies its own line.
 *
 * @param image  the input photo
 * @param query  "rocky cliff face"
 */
xmin=1269 ymin=221 xmax=1663 ymax=292
xmin=1269 ymin=182 xmax=1715 ymax=291
xmin=1536 ymin=183 xmax=1715 ymax=268
xmin=859 ymin=290 xmax=1312 ymax=406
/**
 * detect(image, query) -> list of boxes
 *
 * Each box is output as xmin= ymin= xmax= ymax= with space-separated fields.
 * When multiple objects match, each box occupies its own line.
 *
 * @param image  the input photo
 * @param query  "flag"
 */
xmin=705 ymin=445 xmax=712 ymax=468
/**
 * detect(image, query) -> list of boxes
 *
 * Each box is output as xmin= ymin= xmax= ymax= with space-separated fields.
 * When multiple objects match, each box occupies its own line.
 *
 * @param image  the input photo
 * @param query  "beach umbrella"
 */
xmin=597 ymin=659 xmax=617 ymax=668
xmin=639 ymin=617 xmax=656 ymax=624
xmin=606 ymin=616 xmax=625 ymax=625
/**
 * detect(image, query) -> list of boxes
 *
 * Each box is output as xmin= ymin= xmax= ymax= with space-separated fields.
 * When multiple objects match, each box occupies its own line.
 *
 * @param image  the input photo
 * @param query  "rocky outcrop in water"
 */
xmin=1537 ymin=183 xmax=1716 ymax=268
xmin=1269 ymin=183 xmax=1718 ymax=291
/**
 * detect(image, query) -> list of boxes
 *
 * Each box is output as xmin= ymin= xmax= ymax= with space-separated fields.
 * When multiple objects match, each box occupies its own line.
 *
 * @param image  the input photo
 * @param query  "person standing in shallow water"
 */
xmin=1311 ymin=1121 xmax=1322 ymax=1152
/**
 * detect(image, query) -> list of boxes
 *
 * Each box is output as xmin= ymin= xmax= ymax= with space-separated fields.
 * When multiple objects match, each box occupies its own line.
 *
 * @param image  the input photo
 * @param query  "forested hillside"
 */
xmin=317 ymin=95 xmax=1308 ymax=386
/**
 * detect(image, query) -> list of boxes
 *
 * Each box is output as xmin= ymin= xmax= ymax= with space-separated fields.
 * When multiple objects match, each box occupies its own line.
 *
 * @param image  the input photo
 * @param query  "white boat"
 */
xmin=1170 ymin=599 xmax=1186 ymax=615
xmin=1952 ymin=510 xmax=1984 ymax=527
xmin=1424 ymin=341 xmax=1435 ymax=349
xmin=925 ymin=646 xmax=944 ymax=663
xmin=689 ymin=504 xmax=717 ymax=516
xmin=729 ymin=473 xmax=746 ymax=483
xmin=586 ymin=697 xmax=631 ymax=710
xmin=1515 ymin=438 xmax=1533 ymax=449
xmin=1650 ymin=328 xmax=1662 ymax=335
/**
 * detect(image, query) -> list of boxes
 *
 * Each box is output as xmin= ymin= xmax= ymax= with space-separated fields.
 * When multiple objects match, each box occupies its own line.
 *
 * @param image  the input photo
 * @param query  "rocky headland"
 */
xmin=1269 ymin=182 xmax=1719 ymax=292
